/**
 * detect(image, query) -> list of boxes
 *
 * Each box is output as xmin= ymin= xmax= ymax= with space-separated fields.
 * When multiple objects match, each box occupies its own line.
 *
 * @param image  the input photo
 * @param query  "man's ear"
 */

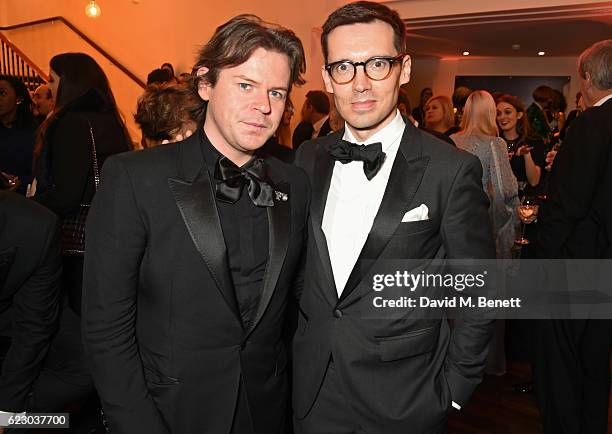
xmin=322 ymin=65 xmax=334 ymax=95
xmin=16 ymin=99 xmax=23 ymax=105
xmin=399 ymin=54 xmax=411 ymax=86
xmin=196 ymin=66 xmax=211 ymax=101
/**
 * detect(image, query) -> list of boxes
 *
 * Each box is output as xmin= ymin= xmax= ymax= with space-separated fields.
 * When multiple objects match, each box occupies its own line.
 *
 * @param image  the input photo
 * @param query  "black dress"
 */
xmin=501 ymin=134 xmax=546 ymax=197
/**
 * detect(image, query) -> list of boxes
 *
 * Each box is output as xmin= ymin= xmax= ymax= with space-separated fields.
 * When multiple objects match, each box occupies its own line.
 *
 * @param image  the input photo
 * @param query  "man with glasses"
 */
xmin=292 ymin=2 xmax=495 ymax=433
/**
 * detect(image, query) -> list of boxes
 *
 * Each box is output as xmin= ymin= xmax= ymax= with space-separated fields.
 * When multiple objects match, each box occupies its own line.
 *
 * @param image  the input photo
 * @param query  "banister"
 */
xmin=0 ymin=32 xmax=49 ymax=81
xmin=1 ymin=16 xmax=146 ymax=88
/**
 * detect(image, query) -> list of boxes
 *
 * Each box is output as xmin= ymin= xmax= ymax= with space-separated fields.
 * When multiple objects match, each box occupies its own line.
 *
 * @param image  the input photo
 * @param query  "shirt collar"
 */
xmin=593 ymin=93 xmax=612 ymax=107
xmin=342 ymin=110 xmax=405 ymax=153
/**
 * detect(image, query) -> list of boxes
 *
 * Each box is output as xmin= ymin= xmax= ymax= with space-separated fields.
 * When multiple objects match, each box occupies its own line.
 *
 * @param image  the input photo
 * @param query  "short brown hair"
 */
xmin=321 ymin=1 xmax=406 ymax=62
xmin=134 ymin=83 xmax=202 ymax=144
xmin=532 ymin=85 xmax=553 ymax=104
xmin=305 ymin=90 xmax=330 ymax=114
xmin=194 ymin=14 xmax=305 ymax=92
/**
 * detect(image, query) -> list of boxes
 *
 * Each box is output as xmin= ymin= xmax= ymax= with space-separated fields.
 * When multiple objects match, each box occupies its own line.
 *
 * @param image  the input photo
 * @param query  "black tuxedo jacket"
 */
xmin=0 ymin=191 xmax=62 ymax=411
xmin=536 ymin=98 xmax=612 ymax=258
xmin=82 ymin=133 xmax=309 ymax=434
xmin=293 ymin=122 xmax=496 ymax=433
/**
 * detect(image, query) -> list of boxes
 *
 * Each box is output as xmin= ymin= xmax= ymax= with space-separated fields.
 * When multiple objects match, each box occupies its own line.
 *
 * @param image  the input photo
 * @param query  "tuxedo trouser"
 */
xmin=533 ymin=319 xmax=612 ymax=434
xmin=294 ymin=361 xmax=367 ymax=434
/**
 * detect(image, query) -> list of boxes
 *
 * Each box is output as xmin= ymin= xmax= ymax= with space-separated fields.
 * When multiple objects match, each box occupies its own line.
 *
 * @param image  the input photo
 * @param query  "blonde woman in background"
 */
xmin=424 ymin=95 xmax=459 ymax=137
xmin=451 ymin=90 xmax=519 ymax=375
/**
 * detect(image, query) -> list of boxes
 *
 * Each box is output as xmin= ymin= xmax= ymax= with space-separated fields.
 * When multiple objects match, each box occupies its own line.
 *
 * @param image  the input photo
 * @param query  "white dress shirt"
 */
xmin=594 ymin=93 xmax=612 ymax=107
xmin=322 ymin=110 xmax=405 ymax=296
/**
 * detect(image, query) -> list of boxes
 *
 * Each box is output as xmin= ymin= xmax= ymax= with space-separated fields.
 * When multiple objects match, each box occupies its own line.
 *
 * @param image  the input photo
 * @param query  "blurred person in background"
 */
xmin=134 ymin=82 xmax=202 ymax=148
xmin=533 ymin=39 xmax=612 ymax=434
xmin=452 ymin=86 xmax=472 ymax=126
xmin=25 ymin=52 xmax=131 ymax=420
xmin=424 ymin=95 xmax=458 ymax=137
xmin=451 ymin=90 xmax=519 ymax=377
xmin=496 ymin=94 xmax=545 ymax=196
xmin=411 ymin=86 xmax=432 ymax=127
xmin=0 ymin=184 xmax=62 ymax=426
xmin=292 ymin=89 xmax=330 ymax=149
xmin=527 ymin=85 xmax=553 ymax=144
xmin=0 ymin=75 xmax=36 ymax=196
xmin=32 ymin=84 xmax=55 ymax=126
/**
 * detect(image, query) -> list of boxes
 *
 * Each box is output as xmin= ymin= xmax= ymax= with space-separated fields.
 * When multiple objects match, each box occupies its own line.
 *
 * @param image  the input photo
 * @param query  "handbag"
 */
xmin=61 ymin=120 xmax=100 ymax=256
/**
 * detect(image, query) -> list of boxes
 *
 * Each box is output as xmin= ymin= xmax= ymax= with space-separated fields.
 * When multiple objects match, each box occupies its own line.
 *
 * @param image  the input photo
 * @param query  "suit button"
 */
xmin=333 ymin=309 xmax=342 ymax=318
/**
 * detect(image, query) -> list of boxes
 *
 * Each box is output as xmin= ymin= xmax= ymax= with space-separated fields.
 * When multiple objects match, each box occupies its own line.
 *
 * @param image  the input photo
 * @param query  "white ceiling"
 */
xmin=404 ymin=2 xmax=612 ymax=58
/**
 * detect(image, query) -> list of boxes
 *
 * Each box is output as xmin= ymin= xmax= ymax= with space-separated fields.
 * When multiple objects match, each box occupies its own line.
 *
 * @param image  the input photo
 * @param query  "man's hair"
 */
xmin=460 ymin=90 xmax=499 ymax=137
xmin=321 ymin=1 xmax=406 ymax=62
xmin=135 ymin=83 xmax=203 ymax=143
xmin=532 ymin=85 xmax=553 ymax=104
xmin=194 ymin=14 xmax=305 ymax=92
xmin=147 ymin=68 xmax=174 ymax=85
xmin=306 ymin=90 xmax=330 ymax=114
xmin=161 ymin=62 xmax=175 ymax=75
xmin=578 ymin=39 xmax=612 ymax=90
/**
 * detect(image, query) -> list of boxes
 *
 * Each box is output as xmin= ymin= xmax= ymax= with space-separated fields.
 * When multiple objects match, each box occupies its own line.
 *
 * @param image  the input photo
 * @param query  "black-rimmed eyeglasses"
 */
xmin=324 ymin=55 xmax=405 ymax=84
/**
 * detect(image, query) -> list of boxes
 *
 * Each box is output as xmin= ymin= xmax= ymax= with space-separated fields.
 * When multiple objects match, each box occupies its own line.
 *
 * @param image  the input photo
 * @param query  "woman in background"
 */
xmin=0 ymin=75 xmax=36 ymax=194
xmin=496 ymin=94 xmax=545 ymax=196
xmin=28 ymin=53 xmax=131 ymax=422
xmin=451 ymin=90 xmax=520 ymax=376
xmin=424 ymin=95 xmax=459 ymax=137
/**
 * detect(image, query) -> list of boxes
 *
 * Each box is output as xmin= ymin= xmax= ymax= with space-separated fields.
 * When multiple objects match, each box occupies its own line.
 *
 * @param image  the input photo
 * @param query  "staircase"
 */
xmin=1 ymin=17 xmax=146 ymax=142
xmin=0 ymin=32 xmax=48 ymax=91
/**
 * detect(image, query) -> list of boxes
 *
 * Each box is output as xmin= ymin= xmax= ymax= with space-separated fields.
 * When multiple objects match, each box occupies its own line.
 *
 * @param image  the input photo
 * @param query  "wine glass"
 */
xmin=515 ymin=196 xmax=539 ymax=245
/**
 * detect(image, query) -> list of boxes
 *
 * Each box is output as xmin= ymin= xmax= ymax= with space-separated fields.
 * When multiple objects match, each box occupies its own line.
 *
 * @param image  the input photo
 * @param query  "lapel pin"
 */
xmin=274 ymin=190 xmax=288 ymax=202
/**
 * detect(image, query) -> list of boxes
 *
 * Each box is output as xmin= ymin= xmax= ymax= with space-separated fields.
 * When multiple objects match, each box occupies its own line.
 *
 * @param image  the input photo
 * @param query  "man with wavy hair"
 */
xmin=83 ymin=15 xmax=307 ymax=434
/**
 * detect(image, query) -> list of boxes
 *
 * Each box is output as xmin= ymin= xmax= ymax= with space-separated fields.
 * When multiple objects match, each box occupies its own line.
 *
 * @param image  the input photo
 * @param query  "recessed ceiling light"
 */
xmin=462 ymin=51 xmax=470 ymax=56
xmin=538 ymin=51 xmax=546 ymax=56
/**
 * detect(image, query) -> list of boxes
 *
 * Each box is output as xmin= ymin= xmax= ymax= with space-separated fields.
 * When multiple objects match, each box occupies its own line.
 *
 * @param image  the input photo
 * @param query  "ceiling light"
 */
xmin=512 ymin=44 xmax=521 ymax=51
xmin=462 ymin=51 xmax=470 ymax=56
xmin=85 ymin=1 xmax=101 ymax=18
xmin=538 ymin=51 xmax=546 ymax=56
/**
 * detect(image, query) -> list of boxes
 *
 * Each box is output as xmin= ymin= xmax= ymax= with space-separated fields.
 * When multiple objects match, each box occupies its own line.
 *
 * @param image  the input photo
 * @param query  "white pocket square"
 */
xmin=401 ymin=204 xmax=429 ymax=222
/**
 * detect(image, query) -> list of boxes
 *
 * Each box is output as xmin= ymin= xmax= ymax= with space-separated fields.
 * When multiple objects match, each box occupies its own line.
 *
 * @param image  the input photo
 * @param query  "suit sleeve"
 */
xmin=0 ymin=214 xmax=62 ymax=412
xmin=535 ymin=113 xmax=609 ymax=258
xmin=82 ymin=156 xmax=169 ymax=434
xmin=440 ymin=155 xmax=496 ymax=406
xmin=291 ymin=167 xmax=311 ymax=301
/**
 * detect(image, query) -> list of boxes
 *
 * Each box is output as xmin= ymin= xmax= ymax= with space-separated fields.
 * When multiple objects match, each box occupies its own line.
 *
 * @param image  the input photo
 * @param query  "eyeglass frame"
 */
xmin=324 ymin=54 xmax=406 ymax=84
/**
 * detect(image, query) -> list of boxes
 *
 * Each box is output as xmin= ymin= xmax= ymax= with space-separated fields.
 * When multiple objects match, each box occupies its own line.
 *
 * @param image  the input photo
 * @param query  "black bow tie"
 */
xmin=214 ymin=156 xmax=274 ymax=207
xmin=330 ymin=140 xmax=386 ymax=180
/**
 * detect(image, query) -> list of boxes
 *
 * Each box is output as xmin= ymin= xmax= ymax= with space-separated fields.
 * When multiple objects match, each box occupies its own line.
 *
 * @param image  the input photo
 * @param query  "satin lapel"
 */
xmin=248 ymin=175 xmax=291 ymax=335
xmin=167 ymin=137 xmax=242 ymax=325
xmin=310 ymin=135 xmax=341 ymax=304
xmin=339 ymin=124 xmax=430 ymax=303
